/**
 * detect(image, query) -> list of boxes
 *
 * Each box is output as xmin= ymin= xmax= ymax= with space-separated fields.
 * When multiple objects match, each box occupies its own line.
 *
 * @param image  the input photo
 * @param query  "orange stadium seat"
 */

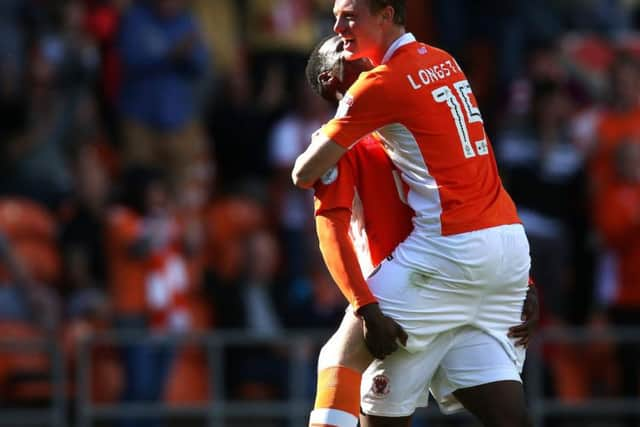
xmin=62 ymin=320 xmax=123 ymax=404
xmin=0 ymin=321 xmax=52 ymax=405
xmin=165 ymin=345 xmax=211 ymax=404
xmin=0 ymin=198 xmax=56 ymax=241
xmin=0 ymin=198 xmax=61 ymax=285
xmin=11 ymin=240 xmax=61 ymax=286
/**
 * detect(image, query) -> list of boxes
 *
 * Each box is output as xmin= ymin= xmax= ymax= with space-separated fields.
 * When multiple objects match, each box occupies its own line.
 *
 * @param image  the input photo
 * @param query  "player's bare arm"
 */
xmin=316 ymin=209 xmax=408 ymax=359
xmin=292 ymin=131 xmax=347 ymax=188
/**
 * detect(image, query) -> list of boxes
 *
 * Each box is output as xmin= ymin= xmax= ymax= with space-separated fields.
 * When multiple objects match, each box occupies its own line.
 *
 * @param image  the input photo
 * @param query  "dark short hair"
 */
xmin=305 ymin=35 xmax=338 ymax=101
xmin=368 ymin=0 xmax=406 ymax=25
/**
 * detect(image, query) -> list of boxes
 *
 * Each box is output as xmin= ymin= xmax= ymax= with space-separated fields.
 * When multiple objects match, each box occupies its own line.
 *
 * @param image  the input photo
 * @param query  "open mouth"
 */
xmin=342 ymin=38 xmax=355 ymax=50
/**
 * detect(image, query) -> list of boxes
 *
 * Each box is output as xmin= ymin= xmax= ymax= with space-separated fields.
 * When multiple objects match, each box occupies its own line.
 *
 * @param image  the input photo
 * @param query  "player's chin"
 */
xmin=342 ymin=48 xmax=362 ymax=62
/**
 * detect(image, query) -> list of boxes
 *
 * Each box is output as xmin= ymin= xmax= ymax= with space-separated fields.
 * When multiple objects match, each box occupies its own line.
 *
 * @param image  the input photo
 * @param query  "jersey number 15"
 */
xmin=432 ymin=80 xmax=488 ymax=159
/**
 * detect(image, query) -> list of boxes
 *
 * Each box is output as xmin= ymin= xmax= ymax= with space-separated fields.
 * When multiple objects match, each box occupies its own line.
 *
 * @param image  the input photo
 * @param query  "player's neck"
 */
xmin=370 ymin=27 xmax=406 ymax=65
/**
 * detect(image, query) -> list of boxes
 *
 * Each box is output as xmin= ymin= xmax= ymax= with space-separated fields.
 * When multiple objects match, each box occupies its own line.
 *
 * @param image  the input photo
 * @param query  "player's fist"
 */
xmin=358 ymin=303 xmax=408 ymax=359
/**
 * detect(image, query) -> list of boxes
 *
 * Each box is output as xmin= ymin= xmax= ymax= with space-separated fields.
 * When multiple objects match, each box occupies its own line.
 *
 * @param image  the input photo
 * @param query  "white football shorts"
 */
xmin=361 ymin=224 xmax=530 ymax=416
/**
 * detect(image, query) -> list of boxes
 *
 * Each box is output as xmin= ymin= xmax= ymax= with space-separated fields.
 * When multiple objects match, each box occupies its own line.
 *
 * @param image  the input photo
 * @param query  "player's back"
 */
xmin=374 ymin=41 xmax=519 ymax=236
xmin=322 ymin=34 xmax=527 ymax=285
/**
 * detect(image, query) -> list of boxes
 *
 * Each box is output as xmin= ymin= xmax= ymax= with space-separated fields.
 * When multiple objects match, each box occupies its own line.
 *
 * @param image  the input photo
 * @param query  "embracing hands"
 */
xmin=357 ymin=284 xmax=538 ymax=360
xmin=358 ymin=303 xmax=408 ymax=360
xmin=508 ymin=285 xmax=540 ymax=348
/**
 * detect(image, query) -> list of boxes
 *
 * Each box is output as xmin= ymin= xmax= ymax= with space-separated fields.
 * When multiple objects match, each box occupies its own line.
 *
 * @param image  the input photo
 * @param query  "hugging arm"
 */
xmin=292 ymin=131 xmax=347 ymax=188
xmin=316 ymin=209 xmax=407 ymax=359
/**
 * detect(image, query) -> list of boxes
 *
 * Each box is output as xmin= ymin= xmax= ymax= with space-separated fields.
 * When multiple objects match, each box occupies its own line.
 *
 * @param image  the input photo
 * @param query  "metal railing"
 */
xmin=75 ymin=329 xmax=330 ymax=427
xmin=526 ymin=327 xmax=640 ymax=427
xmin=1 ymin=327 xmax=640 ymax=426
xmin=0 ymin=337 xmax=66 ymax=427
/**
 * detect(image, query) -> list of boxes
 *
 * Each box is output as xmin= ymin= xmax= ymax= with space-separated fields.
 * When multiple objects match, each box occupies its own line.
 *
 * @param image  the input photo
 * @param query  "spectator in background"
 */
xmin=590 ymin=52 xmax=640 ymax=421
xmin=106 ymin=166 xmax=193 ymax=427
xmin=0 ymin=33 xmax=89 ymax=208
xmin=501 ymin=39 xmax=569 ymax=127
xmin=497 ymin=79 xmax=587 ymax=324
xmin=590 ymin=53 xmax=640 ymax=194
xmin=83 ymin=0 xmax=128 ymax=142
xmin=60 ymin=142 xmax=111 ymax=302
xmin=268 ymin=74 xmax=331 ymax=298
xmin=206 ymin=213 xmax=290 ymax=403
xmin=208 ymin=55 xmax=283 ymax=188
xmin=208 ymin=229 xmax=285 ymax=336
xmin=244 ymin=0 xmax=322 ymax=96
xmin=45 ymin=0 xmax=101 ymax=98
xmin=593 ymin=140 xmax=640 ymax=425
xmin=117 ymin=0 xmax=209 ymax=191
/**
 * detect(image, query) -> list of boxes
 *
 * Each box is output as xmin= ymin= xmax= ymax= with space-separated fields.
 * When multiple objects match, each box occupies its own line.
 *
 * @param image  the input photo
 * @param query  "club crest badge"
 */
xmin=321 ymin=166 xmax=338 ymax=185
xmin=371 ymin=374 xmax=390 ymax=397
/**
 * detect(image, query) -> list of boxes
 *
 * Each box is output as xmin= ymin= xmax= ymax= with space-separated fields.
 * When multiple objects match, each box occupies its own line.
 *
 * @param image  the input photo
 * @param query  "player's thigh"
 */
xmin=359 ymin=413 xmax=412 ymax=427
xmin=361 ymin=330 xmax=455 ymax=418
xmin=432 ymin=327 xmax=529 ymax=426
xmin=318 ymin=310 xmax=372 ymax=373
xmin=453 ymin=381 xmax=530 ymax=427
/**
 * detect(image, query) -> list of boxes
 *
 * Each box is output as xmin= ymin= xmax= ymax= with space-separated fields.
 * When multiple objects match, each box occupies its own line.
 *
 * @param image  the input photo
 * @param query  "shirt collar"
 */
xmin=381 ymin=32 xmax=416 ymax=64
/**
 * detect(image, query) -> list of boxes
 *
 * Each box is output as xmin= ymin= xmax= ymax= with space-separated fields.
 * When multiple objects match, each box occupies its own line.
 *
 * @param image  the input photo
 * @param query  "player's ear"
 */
xmin=381 ymin=6 xmax=394 ymax=23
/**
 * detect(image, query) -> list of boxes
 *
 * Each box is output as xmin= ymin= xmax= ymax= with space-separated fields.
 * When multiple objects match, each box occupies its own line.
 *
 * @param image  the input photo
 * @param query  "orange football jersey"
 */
xmin=314 ymin=134 xmax=414 ymax=273
xmin=322 ymin=34 xmax=520 ymax=238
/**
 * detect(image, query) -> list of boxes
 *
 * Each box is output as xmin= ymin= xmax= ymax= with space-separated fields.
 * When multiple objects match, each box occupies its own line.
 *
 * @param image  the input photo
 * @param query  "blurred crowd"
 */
xmin=1 ymin=0 xmax=640 ymax=424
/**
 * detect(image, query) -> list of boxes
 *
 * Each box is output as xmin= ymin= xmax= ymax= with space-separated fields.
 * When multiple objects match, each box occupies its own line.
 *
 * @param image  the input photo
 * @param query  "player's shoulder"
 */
xmin=354 ymin=66 xmax=388 ymax=89
xmin=391 ymin=41 xmax=459 ymax=69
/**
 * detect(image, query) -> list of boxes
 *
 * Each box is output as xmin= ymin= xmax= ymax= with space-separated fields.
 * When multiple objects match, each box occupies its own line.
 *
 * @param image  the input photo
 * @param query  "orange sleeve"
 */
xmin=313 ymin=156 xmax=356 ymax=215
xmin=315 ymin=208 xmax=377 ymax=311
xmin=322 ymin=71 xmax=395 ymax=149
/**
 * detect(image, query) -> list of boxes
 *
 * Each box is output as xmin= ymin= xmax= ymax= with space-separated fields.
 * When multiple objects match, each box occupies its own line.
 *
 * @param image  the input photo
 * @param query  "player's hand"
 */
xmin=358 ymin=303 xmax=408 ymax=359
xmin=508 ymin=285 xmax=539 ymax=348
